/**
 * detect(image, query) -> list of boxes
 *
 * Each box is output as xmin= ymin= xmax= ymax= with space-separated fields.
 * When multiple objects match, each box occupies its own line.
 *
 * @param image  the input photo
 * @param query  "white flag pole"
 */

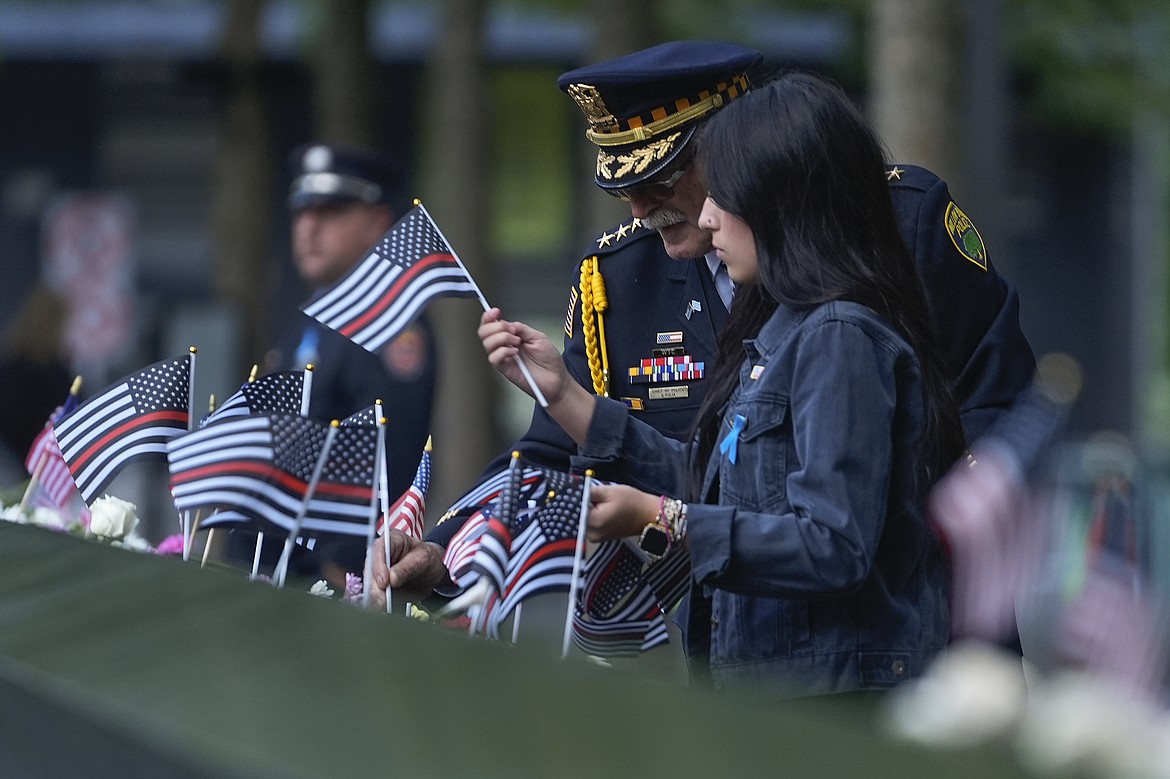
xmin=250 ymin=536 xmax=265 ymax=581
xmin=274 ymin=421 xmax=339 ymax=588
xmin=243 ymin=365 xmax=268 ymax=578
xmin=184 ymin=392 xmax=218 ymax=565
xmin=561 ymin=472 xmax=594 ymax=659
xmin=300 ymin=364 xmax=314 ymax=416
xmin=201 ymin=527 xmax=216 ymax=568
xmin=363 ymin=410 xmax=387 ymax=609
xmin=511 ymin=603 xmax=523 ymax=644
xmin=182 ymin=347 xmax=198 ymax=561
xmin=375 ymin=400 xmax=397 ymax=614
xmin=416 ymin=201 xmax=549 ymax=408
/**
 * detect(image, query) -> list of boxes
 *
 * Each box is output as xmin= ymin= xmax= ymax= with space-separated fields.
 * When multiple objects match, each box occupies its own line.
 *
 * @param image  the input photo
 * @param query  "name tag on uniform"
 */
xmin=656 ymin=331 xmax=684 ymax=344
xmin=750 ymin=364 xmax=765 ymax=380
xmin=649 ymin=386 xmax=689 ymax=400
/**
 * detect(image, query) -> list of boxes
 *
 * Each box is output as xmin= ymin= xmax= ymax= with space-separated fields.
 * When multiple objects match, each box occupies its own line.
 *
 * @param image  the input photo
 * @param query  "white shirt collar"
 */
xmin=704 ymin=251 xmax=722 ymax=278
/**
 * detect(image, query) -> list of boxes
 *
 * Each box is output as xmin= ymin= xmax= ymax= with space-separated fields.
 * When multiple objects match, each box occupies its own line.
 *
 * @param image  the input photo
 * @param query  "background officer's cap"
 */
xmin=287 ymin=143 xmax=401 ymax=211
xmin=557 ymin=40 xmax=762 ymax=193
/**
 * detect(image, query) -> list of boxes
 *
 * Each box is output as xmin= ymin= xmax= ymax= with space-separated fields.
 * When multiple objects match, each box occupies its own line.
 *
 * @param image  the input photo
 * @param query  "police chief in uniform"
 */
xmin=243 ymin=144 xmax=437 ymax=581
xmin=371 ymin=41 xmax=1035 ymax=604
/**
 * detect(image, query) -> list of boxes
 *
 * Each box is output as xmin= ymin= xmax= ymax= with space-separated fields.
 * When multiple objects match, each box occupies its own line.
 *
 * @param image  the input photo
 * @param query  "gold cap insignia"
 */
xmin=566 ymin=84 xmax=618 ymax=134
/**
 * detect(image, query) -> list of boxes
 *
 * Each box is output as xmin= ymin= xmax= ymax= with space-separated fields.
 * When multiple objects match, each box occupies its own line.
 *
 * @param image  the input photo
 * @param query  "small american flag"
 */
xmin=436 ymin=461 xmax=546 ymax=524
xmin=302 ymin=205 xmax=478 ymax=354
xmin=169 ymin=413 xmax=378 ymax=538
xmin=339 ymin=404 xmax=380 ymax=429
xmin=464 ymin=454 xmax=527 ymax=596
xmin=382 ymin=444 xmax=431 ymax=538
xmin=444 ymin=508 xmax=490 ymax=587
xmin=54 ymin=355 xmax=191 ymax=503
xmin=204 ymin=371 xmax=306 ymax=424
xmin=572 ymin=541 xmax=670 ymax=656
xmin=24 ymin=392 xmax=81 ymax=511
xmin=486 ymin=467 xmax=588 ymax=639
xmin=572 ymin=540 xmax=691 ymax=657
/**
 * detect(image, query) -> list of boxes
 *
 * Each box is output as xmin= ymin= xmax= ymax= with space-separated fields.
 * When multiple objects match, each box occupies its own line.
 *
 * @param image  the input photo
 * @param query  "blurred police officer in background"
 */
xmin=371 ymin=41 xmax=1036 ymax=606
xmin=231 ymin=143 xmax=437 ymax=583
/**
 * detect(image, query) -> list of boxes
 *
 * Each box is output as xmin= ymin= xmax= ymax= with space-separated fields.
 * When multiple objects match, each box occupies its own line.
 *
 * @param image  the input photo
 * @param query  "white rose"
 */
xmin=88 ymin=495 xmax=139 ymax=539
xmin=308 ymin=580 xmax=334 ymax=598
xmin=0 ymin=504 xmax=28 ymax=523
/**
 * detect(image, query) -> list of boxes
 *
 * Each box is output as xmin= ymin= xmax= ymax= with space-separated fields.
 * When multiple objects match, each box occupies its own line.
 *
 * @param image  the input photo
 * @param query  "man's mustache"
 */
xmin=641 ymin=206 xmax=689 ymax=231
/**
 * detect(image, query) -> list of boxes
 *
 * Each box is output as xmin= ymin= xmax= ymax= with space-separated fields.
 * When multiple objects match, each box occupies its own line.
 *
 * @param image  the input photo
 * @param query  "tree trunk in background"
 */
xmin=579 ymin=0 xmax=660 ymax=241
xmin=212 ymin=0 xmax=272 ymax=364
xmin=868 ymin=0 xmax=963 ymax=193
xmin=421 ymin=0 xmax=496 ymax=515
xmin=313 ymin=0 xmax=377 ymax=147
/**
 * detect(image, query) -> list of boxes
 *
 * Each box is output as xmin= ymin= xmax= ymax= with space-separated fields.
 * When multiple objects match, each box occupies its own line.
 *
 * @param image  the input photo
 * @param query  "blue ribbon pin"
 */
xmin=719 ymin=414 xmax=746 ymax=464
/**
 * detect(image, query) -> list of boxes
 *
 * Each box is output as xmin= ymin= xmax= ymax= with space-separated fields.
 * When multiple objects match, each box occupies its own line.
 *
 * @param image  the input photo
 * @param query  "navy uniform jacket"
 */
xmin=269 ymin=311 xmax=437 ymax=502
xmin=429 ymin=165 xmax=1034 ymax=546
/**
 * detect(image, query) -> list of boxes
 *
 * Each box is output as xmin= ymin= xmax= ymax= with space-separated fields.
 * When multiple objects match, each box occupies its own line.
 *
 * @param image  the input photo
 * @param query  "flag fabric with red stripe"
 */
xmin=571 ymin=540 xmax=670 ymax=656
xmin=486 ymin=467 xmax=588 ymax=639
xmin=443 ymin=509 xmax=491 ymax=587
xmin=24 ymin=393 xmax=81 ymax=511
xmin=572 ymin=540 xmax=691 ymax=657
xmin=168 ymin=413 xmax=378 ymax=539
xmin=302 ymin=206 xmax=478 ymax=354
xmin=54 ymin=355 xmax=191 ymax=503
xmin=382 ymin=446 xmax=430 ymax=538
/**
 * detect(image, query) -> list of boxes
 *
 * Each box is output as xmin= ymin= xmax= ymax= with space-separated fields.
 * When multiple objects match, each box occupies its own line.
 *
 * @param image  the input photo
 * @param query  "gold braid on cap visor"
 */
xmin=583 ymin=73 xmax=749 ymax=147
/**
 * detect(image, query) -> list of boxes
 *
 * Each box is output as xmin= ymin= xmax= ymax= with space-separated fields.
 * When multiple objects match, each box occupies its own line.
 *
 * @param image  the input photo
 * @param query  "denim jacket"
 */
xmin=581 ymin=300 xmax=950 ymax=697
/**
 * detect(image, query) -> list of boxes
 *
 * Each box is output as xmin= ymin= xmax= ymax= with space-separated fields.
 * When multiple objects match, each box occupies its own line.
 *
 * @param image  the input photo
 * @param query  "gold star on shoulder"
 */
xmin=632 ymin=217 xmax=642 ymax=229
xmin=597 ymin=231 xmax=614 ymax=248
xmin=615 ymin=223 xmax=630 ymax=239
xmin=886 ymin=166 xmax=904 ymax=181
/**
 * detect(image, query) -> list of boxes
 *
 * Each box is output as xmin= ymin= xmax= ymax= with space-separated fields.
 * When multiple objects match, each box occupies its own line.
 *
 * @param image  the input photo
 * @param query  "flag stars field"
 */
xmin=129 ymin=360 xmax=189 ymax=411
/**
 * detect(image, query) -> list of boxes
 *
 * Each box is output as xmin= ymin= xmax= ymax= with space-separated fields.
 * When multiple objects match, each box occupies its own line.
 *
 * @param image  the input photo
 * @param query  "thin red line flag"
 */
xmin=168 ymin=413 xmax=378 ymax=539
xmin=301 ymin=205 xmax=478 ymax=353
xmin=54 ymin=355 xmax=191 ymax=503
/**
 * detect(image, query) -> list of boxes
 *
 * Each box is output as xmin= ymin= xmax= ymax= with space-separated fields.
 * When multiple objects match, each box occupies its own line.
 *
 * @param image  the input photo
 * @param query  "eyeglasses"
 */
xmin=608 ymin=163 xmax=691 ymax=202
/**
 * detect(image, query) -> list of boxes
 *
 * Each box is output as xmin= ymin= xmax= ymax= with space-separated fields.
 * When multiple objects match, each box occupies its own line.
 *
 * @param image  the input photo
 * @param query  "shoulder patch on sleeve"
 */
xmin=381 ymin=323 xmax=429 ymax=380
xmin=944 ymin=202 xmax=988 ymax=270
xmin=564 ymin=285 xmax=578 ymax=339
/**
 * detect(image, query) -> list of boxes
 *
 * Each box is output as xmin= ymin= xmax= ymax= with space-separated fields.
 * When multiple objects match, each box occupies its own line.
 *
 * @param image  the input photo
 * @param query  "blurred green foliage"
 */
xmin=490 ymin=67 xmax=574 ymax=259
xmin=1010 ymin=0 xmax=1170 ymax=135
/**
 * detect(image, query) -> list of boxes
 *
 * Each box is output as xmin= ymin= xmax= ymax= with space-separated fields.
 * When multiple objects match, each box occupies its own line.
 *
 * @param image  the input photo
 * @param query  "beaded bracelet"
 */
xmin=657 ymin=497 xmax=689 ymax=542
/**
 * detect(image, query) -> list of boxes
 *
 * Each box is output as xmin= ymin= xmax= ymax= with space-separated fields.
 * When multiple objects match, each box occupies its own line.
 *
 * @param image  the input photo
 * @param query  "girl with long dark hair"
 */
xmin=479 ymin=72 xmax=964 ymax=697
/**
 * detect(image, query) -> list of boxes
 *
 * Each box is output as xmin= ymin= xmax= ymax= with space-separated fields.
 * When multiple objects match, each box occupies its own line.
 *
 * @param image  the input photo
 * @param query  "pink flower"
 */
xmin=343 ymin=573 xmax=364 ymax=604
xmin=154 ymin=533 xmax=186 ymax=556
